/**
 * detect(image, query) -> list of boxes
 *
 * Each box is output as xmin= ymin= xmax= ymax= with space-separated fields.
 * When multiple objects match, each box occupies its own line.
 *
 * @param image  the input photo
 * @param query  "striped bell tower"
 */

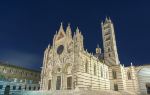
xmin=101 ymin=17 xmax=120 ymax=66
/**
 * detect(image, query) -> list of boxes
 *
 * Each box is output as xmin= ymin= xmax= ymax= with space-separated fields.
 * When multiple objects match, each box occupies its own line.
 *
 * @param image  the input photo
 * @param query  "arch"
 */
xmin=114 ymin=83 xmax=118 ymax=91
xmin=56 ymin=76 xmax=61 ymax=90
xmin=4 ymin=85 xmax=10 ymax=95
xmin=94 ymin=64 xmax=96 ymax=75
xmin=108 ymin=48 xmax=111 ymax=52
xmin=112 ymin=70 xmax=117 ymax=79
xmin=146 ymin=83 xmax=150 ymax=94
xmin=64 ymin=63 xmax=72 ymax=74
xmin=85 ymin=61 xmax=88 ymax=73
xmin=101 ymin=66 xmax=103 ymax=77
xmin=127 ymin=71 xmax=131 ymax=80
xmin=67 ymin=76 xmax=72 ymax=90
xmin=48 ymin=79 xmax=51 ymax=90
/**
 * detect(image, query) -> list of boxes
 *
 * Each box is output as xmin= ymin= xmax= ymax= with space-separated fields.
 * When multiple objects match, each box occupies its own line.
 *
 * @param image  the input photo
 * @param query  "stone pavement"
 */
xmin=20 ymin=90 xmax=138 ymax=95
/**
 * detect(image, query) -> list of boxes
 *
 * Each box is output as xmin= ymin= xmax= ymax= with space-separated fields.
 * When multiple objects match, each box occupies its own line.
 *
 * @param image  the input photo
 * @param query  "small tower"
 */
xmin=66 ymin=23 xmax=72 ymax=39
xmin=101 ymin=17 xmax=120 ymax=65
xmin=74 ymin=27 xmax=84 ymax=51
xmin=96 ymin=44 xmax=101 ymax=54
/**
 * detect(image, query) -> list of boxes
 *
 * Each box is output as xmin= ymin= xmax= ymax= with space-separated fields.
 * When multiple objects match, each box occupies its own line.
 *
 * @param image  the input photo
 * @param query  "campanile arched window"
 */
xmin=112 ymin=70 xmax=117 ymax=79
xmin=94 ymin=64 xmax=96 ymax=75
xmin=127 ymin=71 xmax=131 ymax=80
xmin=85 ymin=61 xmax=88 ymax=73
xmin=101 ymin=66 xmax=103 ymax=77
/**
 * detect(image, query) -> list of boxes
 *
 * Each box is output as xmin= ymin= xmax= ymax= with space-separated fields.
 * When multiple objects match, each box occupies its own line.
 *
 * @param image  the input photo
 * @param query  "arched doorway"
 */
xmin=146 ymin=84 xmax=150 ymax=94
xmin=48 ymin=80 xmax=51 ymax=90
xmin=4 ymin=85 xmax=10 ymax=95
xmin=114 ymin=84 xmax=118 ymax=91
xmin=56 ymin=76 xmax=61 ymax=90
xmin=67 ymin=76 xmax=72 ymax=90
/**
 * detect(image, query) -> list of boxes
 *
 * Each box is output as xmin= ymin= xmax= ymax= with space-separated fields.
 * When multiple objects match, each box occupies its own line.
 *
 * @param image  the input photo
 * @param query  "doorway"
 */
xmin=56 ymin=76 xmax=61 ymax=90
xmin=67 ymin=76 xmax=72 ymax=90
xmin=146 ymin=84 xmax=150 ymax=94
xmin=114 ymin=84 xmax=118 ymax=91
xmin=48 ymin=80 xmax=51 ymax=90
xmin=4 ymin=85 xmax=10 ymax=95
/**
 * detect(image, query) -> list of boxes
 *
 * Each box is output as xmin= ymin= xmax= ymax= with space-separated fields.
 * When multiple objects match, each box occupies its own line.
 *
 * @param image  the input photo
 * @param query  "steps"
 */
xmin=20 ymin=90 xmax=136 ymax=95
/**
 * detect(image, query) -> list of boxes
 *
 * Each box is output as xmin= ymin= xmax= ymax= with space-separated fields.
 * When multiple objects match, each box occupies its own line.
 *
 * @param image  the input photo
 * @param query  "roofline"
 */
xmin=0 ymin=61 xmax=41 ymax=73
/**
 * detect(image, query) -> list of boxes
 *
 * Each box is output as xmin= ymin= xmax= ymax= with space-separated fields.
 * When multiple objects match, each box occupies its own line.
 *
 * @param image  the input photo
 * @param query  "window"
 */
xmin=114 ymin=84 xmax=118 ymax=91
xmin=94 ymin=64 xmax=96 ymax=75
xmin=112 ymin=70 xmax=117 ymax=79
xmin=101 ymin=66 xmax=103 ymax=77
xmin=18 ymin=86 xmax=21 ymax=90
xmin=33 ymin=86 xmax=36 ymax=90
xmin=106 ymin=71 xmax=108 ymax=79
xmin=85 ymin=61 xmax=88 ymax=73
xmin=29 ymin=86 xmax=31 ymax=90
xmin=127 ymin=71 xmax=131 ymax=80
xmin=56 ymin=76 xmax=61 ymax=90
xmin=108 ymin=53 xmax=111 ymax=57
xmin=146 ymin=84 xmax=150 ymax=94
xmin=13 ymin=86 xmax=16 ymax=90
xmin=108 ymin=48 xmax=111 ymax=52
xmin=48 ymin=80 xmax=51 ymax=90
xmin=0 ymin=85 xmax=3 ymax=89
xmin=67 ymin=77 xmax=72 ymax=90
xmin=25 ymin=85 xmax=26 ymax=90
xmin=57 ymin=68 xmax=61 ymax=72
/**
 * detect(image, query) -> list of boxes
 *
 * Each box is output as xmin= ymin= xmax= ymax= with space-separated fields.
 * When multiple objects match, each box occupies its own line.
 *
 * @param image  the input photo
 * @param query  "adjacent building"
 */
xmin=39 ymin=18 xmax=150 ymax=95
xmin=0 ymin=61 xmax=40 ymax=95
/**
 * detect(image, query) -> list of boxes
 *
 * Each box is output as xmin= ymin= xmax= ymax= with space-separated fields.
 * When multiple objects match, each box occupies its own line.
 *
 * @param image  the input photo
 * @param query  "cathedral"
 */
xmin=40 ymin=18 xmax=150 ymax=95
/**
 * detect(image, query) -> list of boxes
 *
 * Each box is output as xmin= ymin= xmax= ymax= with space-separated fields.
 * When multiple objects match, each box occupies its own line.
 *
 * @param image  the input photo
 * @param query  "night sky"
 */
xmin=0 ymin=0 xmax=150 ymax=70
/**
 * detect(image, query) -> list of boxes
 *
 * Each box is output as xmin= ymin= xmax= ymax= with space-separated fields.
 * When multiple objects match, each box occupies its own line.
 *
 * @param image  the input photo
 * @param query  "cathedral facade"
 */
xmin=40 ymin=18 xmax=150 ymax=95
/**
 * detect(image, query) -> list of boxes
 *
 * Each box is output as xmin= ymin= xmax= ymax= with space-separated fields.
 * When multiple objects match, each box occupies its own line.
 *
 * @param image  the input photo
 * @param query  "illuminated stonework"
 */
xmin=40 ymin=18 xmax=150 ymax=95
xmin=0 ymin=61 xmax=40 ymax=95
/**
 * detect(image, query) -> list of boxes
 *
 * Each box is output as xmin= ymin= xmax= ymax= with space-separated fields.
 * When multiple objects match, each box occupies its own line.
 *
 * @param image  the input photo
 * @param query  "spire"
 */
xmin=66 ymin=23 xmax=71 ymax=33
xmin=48 ymin=44 xmax=50 ymax=48
xmin=76 ymin=27 xmax=80 ymax=35
xmin=101 ymin=21 xmax=103 ymax=26
xmin=102 ymin=17 xmax=120 ymax=65
xmin=55 ymin=30 xmax=57 ymax=34
xmin=96 ymin=44 xmax=101 ymax=54
xmin=76 ymin=27 xmax=79 ymax=31
xmin=58 ymin=22 xmax=64 ymax=33
xmin=67 ymin=23 xmax=70 ymax=28
xmin=97 ymin=44 xmax=99 ymax=48
xmin=66 ymin=23 xmax=72 ymax=39
xmin=105 ymin=16 xmax=108 ymax=21
xmin=131 ymin=62 xmax=133 ymax=66
xmin=108 ymin=17 xmax=112 ymax=23
xmin=105 ymin=16 xmax=111 ymax=23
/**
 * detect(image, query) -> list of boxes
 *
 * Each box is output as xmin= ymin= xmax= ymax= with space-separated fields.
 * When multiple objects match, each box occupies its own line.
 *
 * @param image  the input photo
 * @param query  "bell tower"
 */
xmin=101 ymin=17 xmax=120 ymax=66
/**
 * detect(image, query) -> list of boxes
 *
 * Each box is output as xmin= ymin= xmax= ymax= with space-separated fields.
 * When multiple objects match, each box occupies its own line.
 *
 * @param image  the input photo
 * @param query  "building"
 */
xmin=40 ymin=18 xmax=150 ymax=95
xmin=0 ymin=61 xmax=40 ymax=95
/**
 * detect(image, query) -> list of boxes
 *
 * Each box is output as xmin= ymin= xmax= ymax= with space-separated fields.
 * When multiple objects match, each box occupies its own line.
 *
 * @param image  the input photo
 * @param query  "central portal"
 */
xmin=4 ymin=85 xmax=10 ymax=95
xmin=56 ymin=76 xmax=61 ymax=90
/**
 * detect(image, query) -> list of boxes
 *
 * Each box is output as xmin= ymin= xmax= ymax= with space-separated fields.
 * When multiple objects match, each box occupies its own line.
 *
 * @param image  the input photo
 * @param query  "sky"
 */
xmin=0 ymin=0 xmax=150 ymax=70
